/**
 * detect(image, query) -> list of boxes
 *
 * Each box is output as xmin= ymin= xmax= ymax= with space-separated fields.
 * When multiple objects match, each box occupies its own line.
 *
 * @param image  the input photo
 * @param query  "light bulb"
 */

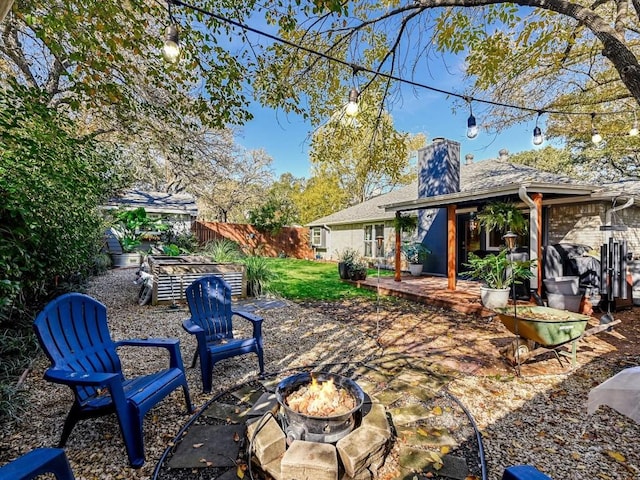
xmin=591 ymin=128 xmax=603 ymax=145
xmin=345 ymin=88 xmax=359 ymax=117
xmin=532 ymin=126 xmax=543 ymax=145
xmin=467 ymin=114 xmax=478 ymax=139
xmin=162 ymin=25 xmax=180 ymax=63
xmin=630 ymin=121 xmax=639 ymax=136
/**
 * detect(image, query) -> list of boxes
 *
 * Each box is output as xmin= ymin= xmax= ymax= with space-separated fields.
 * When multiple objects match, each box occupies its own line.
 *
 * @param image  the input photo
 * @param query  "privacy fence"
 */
xmin=192 ymin=221 xmax=314 ymax=259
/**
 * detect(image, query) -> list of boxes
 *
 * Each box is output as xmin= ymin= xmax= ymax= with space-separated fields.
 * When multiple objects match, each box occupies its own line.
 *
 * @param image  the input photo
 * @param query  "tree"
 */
xmin=309 ymin=95 xmax=425 ymax=204
xmin=508 ymin=146 xmax=581 ymax=178
xmin=250 ymin=0 xmax=640 ymax=178
xmin=296 ymin=170 xmax=350 ymax=224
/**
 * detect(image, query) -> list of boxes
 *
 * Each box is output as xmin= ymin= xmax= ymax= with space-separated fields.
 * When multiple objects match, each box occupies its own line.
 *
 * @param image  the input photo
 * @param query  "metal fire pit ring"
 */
xmin=275 ymin=371 xmax=365 ymax=444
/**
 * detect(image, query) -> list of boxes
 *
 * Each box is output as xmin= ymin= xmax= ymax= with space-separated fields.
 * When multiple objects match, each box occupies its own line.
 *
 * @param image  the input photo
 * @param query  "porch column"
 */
xmin=447 ymin=204 xmax=456 ymax=290
xmin=532 ymin=193 xmax=543 ymax=294
xmin=395 ymin=211 xmax=402 ymax=282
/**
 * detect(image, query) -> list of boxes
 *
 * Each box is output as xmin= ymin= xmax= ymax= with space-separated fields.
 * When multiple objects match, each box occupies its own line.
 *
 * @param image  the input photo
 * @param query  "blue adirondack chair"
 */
xmin=0 ymin=448 xmax=74 ymax=480
xmin=33 ymin=293 xmax=194 ymax=468
xmin=183 ymin=275 xmax=264 ymax=393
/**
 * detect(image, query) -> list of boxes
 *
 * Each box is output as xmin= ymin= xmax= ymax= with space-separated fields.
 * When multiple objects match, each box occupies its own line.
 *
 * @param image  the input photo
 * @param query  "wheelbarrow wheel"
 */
xmin=501 ymin=338 xmax=535 ymax=366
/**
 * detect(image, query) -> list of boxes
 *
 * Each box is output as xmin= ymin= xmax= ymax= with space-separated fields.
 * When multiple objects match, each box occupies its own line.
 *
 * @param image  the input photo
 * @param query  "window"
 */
xmin=364 ymin=224 xmax=384 ymax=257
xmin=311 ymin=227 xmax=322 ymax=247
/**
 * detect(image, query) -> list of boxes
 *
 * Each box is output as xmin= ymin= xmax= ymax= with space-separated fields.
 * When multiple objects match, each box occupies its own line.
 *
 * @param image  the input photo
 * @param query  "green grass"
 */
xmin=264 ymin=258 xmax=393 ymax=301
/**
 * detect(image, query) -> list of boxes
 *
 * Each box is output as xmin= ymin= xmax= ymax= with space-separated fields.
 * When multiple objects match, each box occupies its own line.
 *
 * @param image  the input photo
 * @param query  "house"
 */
xmin=102 ymin=189 xmax=198 ymax=254
xmin=308 ymin=138 xmax=640 ymax=294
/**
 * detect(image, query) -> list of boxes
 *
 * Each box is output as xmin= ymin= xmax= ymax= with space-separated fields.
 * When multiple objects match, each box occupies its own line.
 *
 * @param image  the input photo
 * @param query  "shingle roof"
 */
xmin=307 ymin=158 xmax=626 ymax=227
xmin=103 ymin=189 xmax=198 ymax=216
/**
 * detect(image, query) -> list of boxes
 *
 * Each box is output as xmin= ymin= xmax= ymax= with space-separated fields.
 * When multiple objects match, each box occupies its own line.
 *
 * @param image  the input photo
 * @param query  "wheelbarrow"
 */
xmin=493 ymin=306 xmax=621 ymax=367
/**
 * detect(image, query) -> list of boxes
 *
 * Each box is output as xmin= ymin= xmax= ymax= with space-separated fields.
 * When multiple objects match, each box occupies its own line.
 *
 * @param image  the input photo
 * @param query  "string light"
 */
xmin=466 ymin=98 xmax=478 ymax=139
xmin=532 ymin=111 xmax=543 ymax=145
xmin=162 ymin=1 xmax=181 ymax=63
xmin=591 ymin=113 xmax=603 ymax=145
xmin=345 ymin=88 xmax=359 ymax=117
xmin=166 ymin=0 xmax=640 ymax=138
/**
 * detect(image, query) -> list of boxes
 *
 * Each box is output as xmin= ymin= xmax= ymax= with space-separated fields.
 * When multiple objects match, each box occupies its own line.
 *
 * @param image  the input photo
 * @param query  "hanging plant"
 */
xmin=476 ymin=201 xmax=528 ymax=235
xmin=394 ymin=214 xmax=417 ymax=234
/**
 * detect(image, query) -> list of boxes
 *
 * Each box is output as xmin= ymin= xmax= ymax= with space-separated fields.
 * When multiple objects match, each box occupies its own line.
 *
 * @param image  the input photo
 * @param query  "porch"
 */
xmin=355 ymin=274 xmax=495 ymax=317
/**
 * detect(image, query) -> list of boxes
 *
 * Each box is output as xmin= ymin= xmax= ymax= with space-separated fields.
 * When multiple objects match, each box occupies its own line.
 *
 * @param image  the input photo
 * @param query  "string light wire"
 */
xmin=166 ymin=0 xmax=637 ymax=123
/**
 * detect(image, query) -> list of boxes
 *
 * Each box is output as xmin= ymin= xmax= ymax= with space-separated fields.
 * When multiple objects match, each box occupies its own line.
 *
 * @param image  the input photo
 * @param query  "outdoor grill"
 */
xmin=275 ymin=371 xmax=364 ymax=444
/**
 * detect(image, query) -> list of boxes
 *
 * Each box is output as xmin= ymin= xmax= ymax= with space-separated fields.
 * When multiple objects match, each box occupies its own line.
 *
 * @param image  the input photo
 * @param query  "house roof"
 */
xmin=308 ymin=158 xmax=640 ymax=226
xmin=103 ymin=189 xmax=198 ymax=216
xmin=307 ymin=183 xmax=419 ymax=227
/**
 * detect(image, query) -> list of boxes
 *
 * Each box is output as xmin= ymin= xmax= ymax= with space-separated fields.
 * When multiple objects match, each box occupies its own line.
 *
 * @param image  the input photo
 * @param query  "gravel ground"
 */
xmin=1 ymin=268 xmax=638 ymax=479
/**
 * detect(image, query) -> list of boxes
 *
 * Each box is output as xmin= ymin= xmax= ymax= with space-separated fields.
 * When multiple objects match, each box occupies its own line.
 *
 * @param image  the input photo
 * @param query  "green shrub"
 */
xmin=201 ymin=238 xmax=243 ymax=262
xmin=243 ymin=256 xmax=278 ymax=297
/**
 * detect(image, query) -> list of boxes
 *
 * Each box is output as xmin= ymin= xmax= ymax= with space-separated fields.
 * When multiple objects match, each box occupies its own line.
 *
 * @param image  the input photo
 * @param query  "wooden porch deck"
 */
xmin=356 ymin=273 xmax=495 ymax=317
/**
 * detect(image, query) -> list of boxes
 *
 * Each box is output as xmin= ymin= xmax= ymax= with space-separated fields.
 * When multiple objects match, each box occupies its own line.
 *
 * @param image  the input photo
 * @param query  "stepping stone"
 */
xmin=231 ymin=384 xmax=263 ymax=405
xmin=167 ymin=424 xmax=244 ymax=469
xmin=202 ymin=403 xmax=250 ymax=423
xmin=374 ymin=389 xmax=404 ymax=407
xmin=395 ymin=426 xmax=458 ymax=448
xmin=389 ymin=404 xmax=432 ymax=426
xmin=260 ymin=376 xmax=281 ymax=393
xmin=398 ymin=447 xmax=468 ymax=480
xmin=245 ymin=392 xmax=279 ymax=417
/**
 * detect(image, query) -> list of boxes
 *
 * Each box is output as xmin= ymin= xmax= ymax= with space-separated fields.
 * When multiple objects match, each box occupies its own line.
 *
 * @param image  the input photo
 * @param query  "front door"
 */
xmin=457 ymin=213 xmax=481 ymax=274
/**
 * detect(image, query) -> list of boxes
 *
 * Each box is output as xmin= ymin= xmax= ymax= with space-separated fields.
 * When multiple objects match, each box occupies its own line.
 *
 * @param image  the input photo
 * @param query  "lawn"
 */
xmin=264 ymin=258 xmax=394 ymax=301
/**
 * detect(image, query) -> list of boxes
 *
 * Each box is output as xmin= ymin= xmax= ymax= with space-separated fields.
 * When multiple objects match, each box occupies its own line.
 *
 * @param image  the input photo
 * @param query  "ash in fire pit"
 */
xmin=275 ymin=372 xmax=364 ymax=444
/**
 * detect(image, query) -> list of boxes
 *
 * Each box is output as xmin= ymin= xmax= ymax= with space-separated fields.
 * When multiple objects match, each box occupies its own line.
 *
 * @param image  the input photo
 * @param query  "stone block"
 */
xmin=337 ymin=427 xmax=388 ymax=478
xmin=263 ymin=457 xmax=282 ymax=480
xmin=246 ymin=415 xmax=286 ymax=466
xmin=360 ymin=403 xmax=391 ymax=438
xmin=281 ymin=440 xmax=337 ymax=480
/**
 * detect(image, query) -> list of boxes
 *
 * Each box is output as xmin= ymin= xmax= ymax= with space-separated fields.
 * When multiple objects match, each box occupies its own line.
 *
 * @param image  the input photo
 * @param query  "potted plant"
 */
xmin=476 ymin=201 xmax=528 ymax=236
xmin=110 ymin=207 xmax=164 ymax=267
xmin=462 ymin=249 xmax=534 ymax=309
xmin=402 ymin=242 xmax=431 ymax=276
xmin=336 ymin=248 xmax=368 ymax=281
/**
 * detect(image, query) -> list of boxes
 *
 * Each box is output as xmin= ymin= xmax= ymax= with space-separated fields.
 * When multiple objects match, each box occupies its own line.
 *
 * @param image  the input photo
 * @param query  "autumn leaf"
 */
xmin=440 ymin=445 xmax=450 ymax=455
xmin=199 ymin=458 xmax=213 ymax=467
xmin=432 ymin=406 xmax=443 ymax=416
xmin=193 ymin=443 xmax=204 ymax=449
xmin=233 ymin=431 xmax=241 ymax=442
xmin=605 ymin=450 xmax=626 ymax=463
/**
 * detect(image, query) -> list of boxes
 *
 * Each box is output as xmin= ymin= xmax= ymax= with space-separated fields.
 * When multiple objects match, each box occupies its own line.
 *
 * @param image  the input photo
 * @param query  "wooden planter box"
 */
xmin=148 ymin=255 xmax=246 ymax=305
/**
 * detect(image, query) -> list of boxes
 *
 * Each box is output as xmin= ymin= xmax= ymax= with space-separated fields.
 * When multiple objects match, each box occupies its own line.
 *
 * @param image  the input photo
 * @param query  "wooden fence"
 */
xmin=192 ymin=221 xmax=314 ymax=259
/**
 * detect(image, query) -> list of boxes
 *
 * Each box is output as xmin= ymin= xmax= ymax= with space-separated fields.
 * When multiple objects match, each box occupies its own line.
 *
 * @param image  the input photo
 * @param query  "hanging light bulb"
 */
xmin=345 ymin=88 xmax=359 ymax=117
xmin=591 ymin=113 xmax=603 ymax=145
xmin=466 ymin=99 xmax=478 ymax=139
xmin=162 ymin=24 xmax=181 ymax=63
xmin=532 ymin=111 xmax=544 ymax=145
xmin=629 ymin=112 xmax=639 ymax=136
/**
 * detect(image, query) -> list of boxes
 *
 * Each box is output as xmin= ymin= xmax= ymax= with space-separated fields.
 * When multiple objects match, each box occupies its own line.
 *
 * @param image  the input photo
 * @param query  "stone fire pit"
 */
xmin=156 ymin=361 xmax=484 ymax=480
xmin=248 ymin=371 xmax=390 ymax=479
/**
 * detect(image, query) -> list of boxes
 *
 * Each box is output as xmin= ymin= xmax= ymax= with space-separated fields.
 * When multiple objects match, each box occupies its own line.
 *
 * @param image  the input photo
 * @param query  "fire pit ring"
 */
xmin=275 ymin=371 xmax=365 ymax=444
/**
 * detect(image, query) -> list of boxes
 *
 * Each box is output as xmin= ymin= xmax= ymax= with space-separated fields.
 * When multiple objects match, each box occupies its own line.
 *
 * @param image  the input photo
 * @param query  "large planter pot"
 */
xmin=480 ymin=286 xmax=510 ymax=309
xmin=111 ymin=252 xmax=142 ymax=268
xmin=408 ymin=263 xmax=423 ymax=276
xmin=338 ymin=262 xmax=349 ymax=280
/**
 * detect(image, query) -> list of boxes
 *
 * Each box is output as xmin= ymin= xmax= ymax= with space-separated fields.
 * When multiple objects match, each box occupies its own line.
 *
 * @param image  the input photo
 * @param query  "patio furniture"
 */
xmin=0 ymin=448 xmax=74 ymax=480
xmin=33 ymin=292 xmax=193 ymax=468
xmin=183 ymin=275 xmax=264 ymax=393
xmin=503 ymin=465 xmax=552 ymax=479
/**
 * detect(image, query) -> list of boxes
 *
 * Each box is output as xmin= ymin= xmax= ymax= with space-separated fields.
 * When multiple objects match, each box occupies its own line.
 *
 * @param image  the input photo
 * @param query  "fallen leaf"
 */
xmin=193 ymin=443 xmax=204 ymax=449
xmin=237 ymin=465 xmax=245 ymax=478
xmin=233 ymin=431 xmax=240 ymax=442
xmin=432 ymin=406 xmax=443 ymax=416
xmin=440 ymin=445 xmax=450 ymax=455
xmin=571 ymin=452 xmax=581 ymax=460
xmin=605 ymin=450 xmax=626 ymax=463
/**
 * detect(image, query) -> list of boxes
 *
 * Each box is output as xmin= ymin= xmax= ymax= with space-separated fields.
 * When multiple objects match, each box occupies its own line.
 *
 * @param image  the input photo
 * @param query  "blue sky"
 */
xmin=236 ymin=91 xmax=541 ymax=179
